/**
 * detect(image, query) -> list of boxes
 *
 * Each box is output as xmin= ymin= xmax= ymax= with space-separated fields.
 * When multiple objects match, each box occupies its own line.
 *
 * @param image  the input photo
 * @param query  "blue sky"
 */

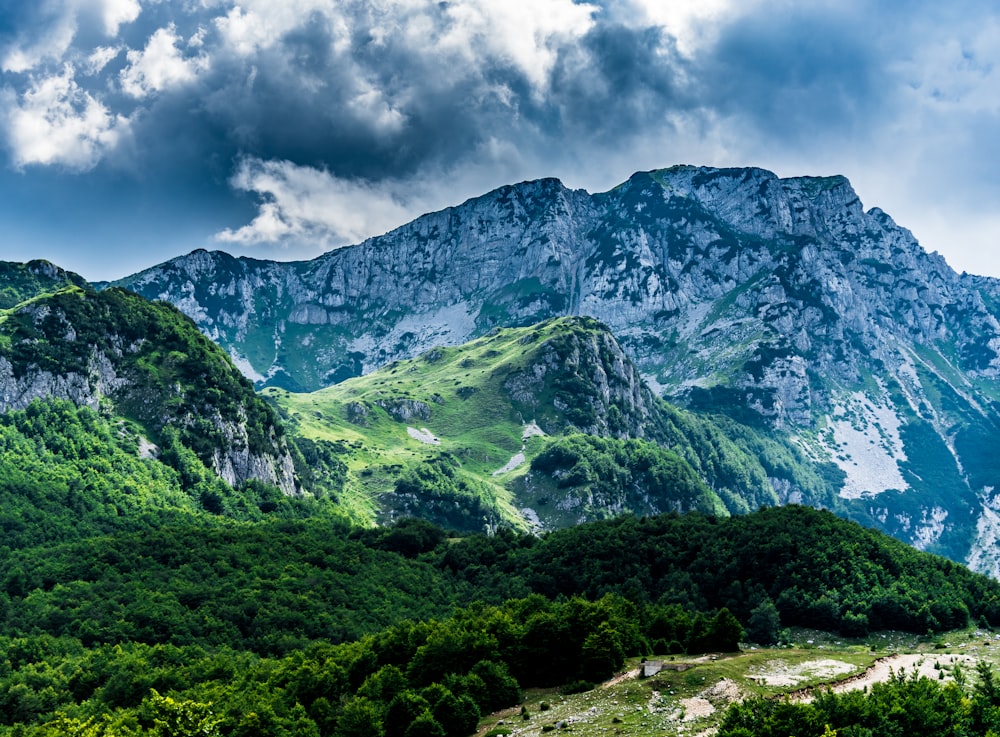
xmin=1 ymin=0 xmax=999 ymax=281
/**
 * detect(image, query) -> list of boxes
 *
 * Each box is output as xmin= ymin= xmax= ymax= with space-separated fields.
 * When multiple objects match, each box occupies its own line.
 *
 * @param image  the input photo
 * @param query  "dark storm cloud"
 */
xmin=86 ymin=2 xmax=690 ymax=188
xmin=549 ymin=23 xmax=690 ymax=144
xmin=697 ymin=5 xmax=886 ymax=146
xmin=110 ymin=4 xmax=527 ymax=182
xmin=0 ymin=2 xmax=706 ymax=202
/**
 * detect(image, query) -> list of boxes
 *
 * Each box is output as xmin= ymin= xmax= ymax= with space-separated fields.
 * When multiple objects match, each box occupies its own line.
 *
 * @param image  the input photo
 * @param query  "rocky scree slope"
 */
xmin=0 ymin=285 xmax=296 ymax=494
xmin=117 ymin=166 xmax=1000 ymax=573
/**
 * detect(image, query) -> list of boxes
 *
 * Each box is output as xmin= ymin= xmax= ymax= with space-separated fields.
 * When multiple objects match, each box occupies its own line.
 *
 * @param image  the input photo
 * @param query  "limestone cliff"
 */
xmin=116 ymin=166 xmax=1000 ymax=572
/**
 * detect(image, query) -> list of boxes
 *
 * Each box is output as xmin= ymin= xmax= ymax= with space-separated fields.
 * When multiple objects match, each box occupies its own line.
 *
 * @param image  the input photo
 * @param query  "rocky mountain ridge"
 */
xmin=115 ymin=165 xmax=1000 ymax=576
xmin=118 ymin=168 xmax=1000 ymax=415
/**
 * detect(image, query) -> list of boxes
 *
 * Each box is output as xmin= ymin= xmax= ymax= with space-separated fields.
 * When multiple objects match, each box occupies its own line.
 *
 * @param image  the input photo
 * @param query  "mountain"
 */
xmin=0 ymin=282 xmax=297 ymax=495
xmin=115 ymin=166 xmax=1000 ymax=575
xmin=264 ymin=316 xmax=840 ymax=533
xmin=0 ymin=258 xmax=89 ymax=308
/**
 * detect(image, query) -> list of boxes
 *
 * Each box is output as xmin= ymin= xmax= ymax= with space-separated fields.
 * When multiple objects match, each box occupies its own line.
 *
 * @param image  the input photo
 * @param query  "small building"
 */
xmin=642 ymin=660 xmax=664 ymax=678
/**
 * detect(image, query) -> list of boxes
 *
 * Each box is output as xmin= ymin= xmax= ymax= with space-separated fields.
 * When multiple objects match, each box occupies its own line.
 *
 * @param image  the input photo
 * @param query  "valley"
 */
xmin=4 ymin=166 xmax=1000 ymax=735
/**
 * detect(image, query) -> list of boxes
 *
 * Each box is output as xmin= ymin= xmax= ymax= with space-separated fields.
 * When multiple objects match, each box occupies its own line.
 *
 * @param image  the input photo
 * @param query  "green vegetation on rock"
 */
xmin=0 ymin=286 xmax=296 ymax=494
xmin=0 ymin=260 xmax=88 ymax=310
xmin=266 ymin=317 xmax=842 ymax=532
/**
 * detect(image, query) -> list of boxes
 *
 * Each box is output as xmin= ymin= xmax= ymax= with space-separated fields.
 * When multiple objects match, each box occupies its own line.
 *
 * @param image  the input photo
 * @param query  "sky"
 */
xmin=0 ymin=0 xmax=998 ymax=281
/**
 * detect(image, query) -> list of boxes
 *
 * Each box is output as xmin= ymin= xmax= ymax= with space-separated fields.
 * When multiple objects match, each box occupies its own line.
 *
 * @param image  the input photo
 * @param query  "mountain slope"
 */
xmin=116 ymin=166 xmax=1000 ymax=574
xmin=0 ymin=285 xmax=297 ymax=495
xmin=266 ymin=317 xmax=840 ymax=532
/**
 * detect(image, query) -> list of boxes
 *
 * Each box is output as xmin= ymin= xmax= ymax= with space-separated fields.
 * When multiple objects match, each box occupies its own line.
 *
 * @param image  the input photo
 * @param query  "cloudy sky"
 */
xmin=0 ymin=0 xmax=998 ymax=281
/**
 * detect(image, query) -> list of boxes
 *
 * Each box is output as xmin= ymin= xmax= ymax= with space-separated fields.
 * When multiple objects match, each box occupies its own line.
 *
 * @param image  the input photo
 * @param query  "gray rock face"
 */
xmin=502 ymin=324 xmax=660 ymax=439
xmin=116 ymin=165 xmax=1000 ymax=572
xmin=118 ymin=168 xmax=1000 ymax=412
xmin=211 ymin=417 xmax=297 ymax=494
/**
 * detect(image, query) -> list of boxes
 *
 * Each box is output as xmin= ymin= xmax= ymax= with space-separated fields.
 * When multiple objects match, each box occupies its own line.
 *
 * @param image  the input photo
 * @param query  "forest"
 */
xmin=1 ymin=398 xmax=999 ymax=734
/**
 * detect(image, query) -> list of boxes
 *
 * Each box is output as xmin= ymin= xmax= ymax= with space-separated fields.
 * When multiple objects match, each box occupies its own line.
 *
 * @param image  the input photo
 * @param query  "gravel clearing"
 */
xmin=749 ymin=658 xmax=856 ymax=687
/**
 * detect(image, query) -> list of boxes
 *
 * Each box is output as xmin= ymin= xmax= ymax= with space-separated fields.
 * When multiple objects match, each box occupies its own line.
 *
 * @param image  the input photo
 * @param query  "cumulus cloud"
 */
xmin=85 ymin=45 xmax=121 ymax=75
xmin=120 ymin=25 xmax=206 ymax=98
xmin=95 ymin=0 xmax=141 ymax=36
xmin=217 ymin=157 xmax=416 ymax=247
xmin=2 ymin=10 xmax=77 ymax=73
xmin=1 ymin=0 xmax=140 ymax=72
xmin=215 ymin=140 xmax=538 ymax=251
xmin=2 ymin=63 xmax=129 ymax=170
xmin=433 ymin=0 xmax=599 ymax=92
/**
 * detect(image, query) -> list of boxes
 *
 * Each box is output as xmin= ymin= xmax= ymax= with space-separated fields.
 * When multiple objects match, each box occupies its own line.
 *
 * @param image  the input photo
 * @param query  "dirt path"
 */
xmin=789 ymin=652 xmax=977 ymax=702
xmin=602 ymin=667 xmax=640 ymax=688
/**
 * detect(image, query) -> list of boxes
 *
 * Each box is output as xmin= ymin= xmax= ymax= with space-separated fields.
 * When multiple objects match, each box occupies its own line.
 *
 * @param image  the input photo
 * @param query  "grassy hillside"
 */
xmin=266 ymin=317 xmax=842 ymax=532
xmin=0 ymin=259 xmax=87 ymax=309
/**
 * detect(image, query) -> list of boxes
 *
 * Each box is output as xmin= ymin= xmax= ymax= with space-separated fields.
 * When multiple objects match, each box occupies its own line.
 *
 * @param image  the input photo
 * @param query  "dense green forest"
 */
xmin=718 ymin=665 xmax=1000 ymax=737
xmin=2 ymin=491 xmax=999 ymax=734
xmin=0 ymin=400 xmax=996 ymax=734
xmin=0 ymin=399 xmax=330 ymax=550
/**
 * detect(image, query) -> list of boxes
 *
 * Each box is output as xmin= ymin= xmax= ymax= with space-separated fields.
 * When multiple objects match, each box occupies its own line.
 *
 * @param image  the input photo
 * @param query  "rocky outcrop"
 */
xmin=503 ymin=319 xmax=660 ymax=438
xmin=0 ymin=288 xmax=298 ymax=496
xmin=211 ymin=417 xmax=297 ymax=494
xmin=0 ymin=352 xmax=122 ymax=413
xmin=375 ymin=398 xmax=432 ymax=423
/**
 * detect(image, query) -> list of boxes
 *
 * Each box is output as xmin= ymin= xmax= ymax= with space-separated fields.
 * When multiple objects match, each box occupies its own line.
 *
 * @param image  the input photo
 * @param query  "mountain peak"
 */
xmin=0 ymin=259 xmax=89 ymax=308
xmin=112 ymin=163 xmax=1000 ymax=572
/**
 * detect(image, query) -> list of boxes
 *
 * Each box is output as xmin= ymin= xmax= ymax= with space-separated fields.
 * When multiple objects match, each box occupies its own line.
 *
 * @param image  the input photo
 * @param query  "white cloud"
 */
xmin=903 ymin=17 xmax=1000 ymax=114
xmin=217 ymin=158 xmax=416 ymax=247
xmin=96 ymin=0 xmax=141 ymax=36
xmin=3 ymin=64 xmax=129 ymax=170
xmin=2 ymin=0 xmax=141 ymax=73
xmin=605 ymin=0 xmax=743 ymax=54
xmin=436 ymin=0 xmax=599 ymax=91
xmin=214 ymin=0 xmax=350 ymax=55
xmin=2 ymin=13 xmax=77 ymax=73
xmin=348 ymin=81 xmax=408 ymax=135
xmin=212 ymin=0 xmax=597 ymax=93
xmin=120 ymin=25 xmax=207 ymax=98
xmin=214 ymin=6 xmax=274 ymax=57
xmin=216 ymin=136 xmax=557 ymax=251
xmin=85 ymin=45 xmax=122 ymax=75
